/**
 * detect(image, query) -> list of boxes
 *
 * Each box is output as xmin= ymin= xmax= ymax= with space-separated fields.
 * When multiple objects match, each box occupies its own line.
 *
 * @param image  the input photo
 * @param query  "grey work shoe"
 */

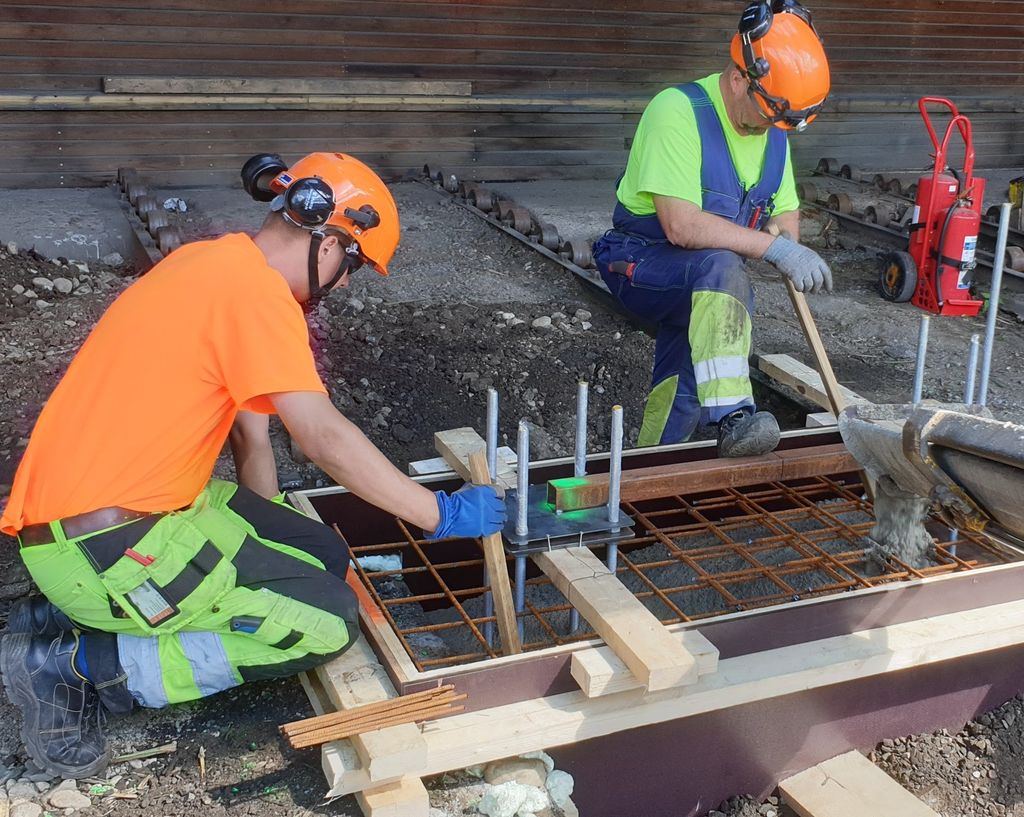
xmin=0 ymin=631 xmax=111 ymax=778
xmin=6 ymin=597 xmax=74 ymax=637
xmin=717 ymin=409 xmax=781 ymax=458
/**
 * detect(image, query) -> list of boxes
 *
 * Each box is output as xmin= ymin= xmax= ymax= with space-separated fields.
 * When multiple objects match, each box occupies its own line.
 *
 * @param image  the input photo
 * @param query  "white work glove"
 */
xmin=763 ymin=236 xmax=833 ymax=294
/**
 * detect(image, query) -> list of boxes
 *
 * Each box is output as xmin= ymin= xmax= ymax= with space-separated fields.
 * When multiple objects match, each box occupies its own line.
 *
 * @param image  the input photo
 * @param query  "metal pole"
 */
xmin=516 ymin=420 xmax=530 ymax=537
xmin=486 ymin=388 xmax=499 ymax=481
xmin=514 ymin=555 xmax=527 ymax=643
xmin=979 ymin=201 xmax=1011 ymax=406
xmin=964 ymin=334 xmax=980 ymax=405
xmin=568 ymin=381 xmax=589 ymax=634
xmin=606 ymin=405 xmax=623 ymax=573
xmin=911 ymin=315 xmax=930 ymax=404
xmin=574 ymin=381 xmax=589 ymax=478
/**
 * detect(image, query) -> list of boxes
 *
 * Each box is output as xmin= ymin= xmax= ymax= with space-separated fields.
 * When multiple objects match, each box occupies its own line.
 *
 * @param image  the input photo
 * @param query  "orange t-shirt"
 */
xmin=0 ymin=233 xmax=326 ymax=534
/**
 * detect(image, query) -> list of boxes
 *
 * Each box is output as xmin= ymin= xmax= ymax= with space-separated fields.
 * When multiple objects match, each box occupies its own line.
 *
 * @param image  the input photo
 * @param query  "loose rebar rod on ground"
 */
xmin=913 ymin=315 xmax=930 ymax=404
xmin=606 ymin=405 xmax=624 ymax=574
xmin=965 ymin=334 xmax=980 ymax=405
xmin=980 ymin=202 xmax=1012 ymax=406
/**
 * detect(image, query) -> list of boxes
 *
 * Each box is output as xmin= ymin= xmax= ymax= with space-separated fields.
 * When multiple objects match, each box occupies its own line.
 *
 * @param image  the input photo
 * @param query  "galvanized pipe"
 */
xmin=514 ymin=555 xmax=527 ymax=642
xmin=486 ymin=388 xmax=499 ymax=481
xmin=574 ymin=381 xmax=589 ymax=478
xmin=606 ymin=405 xmax=624 ymax=573
xmin=964 ymin=334 xmax=980 ymax=405
xmin=516 ymin=419 xmax=530 ymax=537
xmin=979 ymin=202 xmax=1011 ymax=406
xmin=912 ymin=315 xmax=930 ymax=404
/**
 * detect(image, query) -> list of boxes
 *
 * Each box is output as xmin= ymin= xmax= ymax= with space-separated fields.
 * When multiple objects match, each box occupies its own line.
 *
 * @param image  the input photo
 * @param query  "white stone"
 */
xmin=531 ymin=316 xmax=552 ymax=330
xmin=31 ymin=277 xmax=53 ymax=292
xmin=484 ymin=758 xmax=547 ymax=788
xmin=545 ymin=770 xmax=574 ymax=809
xmin=23 ymin=289 xmax=37 ymax=299
xmin=53 ymin=278 xmax=74 ymax=295
xmin=581 ymin=321 xmax=592 ymax=331
xmin=574 ymin=309 xmax=592 ymax=321
xmin=73 ymin=263 xmax=88 ymax=275
xmin=499 ymin=311 xmax=515 ymax=321
xmin=11 ymin=803 xmax=42 ymax=817
xmin=347 ymin=297 xmax=365 ymax=313
xmin=100 ymin=252 xmax=124 ymax=266
xmin=7 ymin=780 xmax=37 ymax=802
xmin=47 ymin=789 xmax=91 ymax=810
xmin=5 ymin=241 xmax=16 ymax=254
xmin=476 ymin=782 xmax=548 ymax=817
xmin=34 ymin=300 xmax=52 ymax=310
xmin=51 ymin=780 xmax=77 ymax=793
xmin=12 ymin=284 xmax=24 ymax=294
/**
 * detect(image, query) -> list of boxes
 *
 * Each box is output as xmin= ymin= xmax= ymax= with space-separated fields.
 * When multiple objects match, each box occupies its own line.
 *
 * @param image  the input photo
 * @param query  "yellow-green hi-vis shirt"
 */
xmin=616 ymin=73 xmax=799 ymax=218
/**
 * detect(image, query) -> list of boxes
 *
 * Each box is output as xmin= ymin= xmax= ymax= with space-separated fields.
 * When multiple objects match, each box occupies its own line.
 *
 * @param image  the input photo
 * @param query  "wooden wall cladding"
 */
xmin=1 ymin=0 xmax=1022 ymax=187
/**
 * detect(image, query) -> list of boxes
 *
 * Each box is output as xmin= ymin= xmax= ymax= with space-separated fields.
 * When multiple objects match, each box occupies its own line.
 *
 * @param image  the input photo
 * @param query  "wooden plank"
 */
xmin=533 ymin=546 xmax=699 ymax=692
xmin=356 ymin=778 xmax=430 ymax=817
xmin=546 ymin=444 xmax=860 ymax=511
xmin=780 ymin=750 xmax=940 ymax=817
xmin=467 ymin=449 xmax=522 ymax=656
xmin=757 ymin=354 xmax=869 ymax=412
xmin=408 ymin=445 xmax=516 ymax=477
xmin=314 ymin=638 xmax=427 ymax=783
xmin=571 ymin=628 xmax=719 ymax=697
xmin=103 ymin=76 xmax=471 ymax=96
xmin=434 ymin=427 xmax=517 ymax=491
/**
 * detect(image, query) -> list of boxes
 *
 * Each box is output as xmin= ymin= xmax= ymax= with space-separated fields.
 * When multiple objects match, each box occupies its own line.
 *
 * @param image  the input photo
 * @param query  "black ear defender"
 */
xmin=271 ymin=177 xmax=336 ymax=229
xmin=241 ymin=153 xmax=287 ymax=202
xmin=737 ymin=0 xmax=818 ymax=80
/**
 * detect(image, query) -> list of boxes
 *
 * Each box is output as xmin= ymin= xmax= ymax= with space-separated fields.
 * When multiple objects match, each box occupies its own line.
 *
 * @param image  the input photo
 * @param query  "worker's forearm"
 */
xmin=663 ymin=208 xmax=776 ymax=258
xmin=311 ymin=415 xmax=441 ymax=533
xmin=769 ymin=210 xmax=800 ymax=242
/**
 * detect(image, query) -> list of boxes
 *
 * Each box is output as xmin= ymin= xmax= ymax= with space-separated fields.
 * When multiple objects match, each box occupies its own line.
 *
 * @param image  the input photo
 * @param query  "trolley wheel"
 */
xmin=468 ymin=187 xmax=494 ymax=212
xmin=905 ymin=183 xmax=917 ymax=199
xmin=457 ymin=181 xmax=473 ymax=199
xmin=878 ymin=250 xmax=918 ymax=302
xmin=439 ymin=170 xmax=458 ymax=194
xmin=985 ymin=205 xmax=1002 ymax=224
xmin=117 ymin=167 xmax=138 ymax=190
xmin=864 ymin=205 xmax=879 ymax=224
xmin=502 ymin=206 xmax=533 ymax=234
xmin=816 ymin=158 xmax=839 ymax=175
xmin=146 ymin=210 xmax=170 ymax=236
xmin=422 ymin=163 xmax=434 ymax=180
xmin=1006 ymin=245 xmax=1024 ymax=271
xmin=156 ymin=225 xmax=183 ymax=256
xmin=827 ymin=192 xmax=853 ymax=214
xmin=886 ymin=178 xmax=904 ymax=196
xmin=135 ymin=195 xmax=157 ymax=218
xmin=839 ymin=163 xmax=857 ymax=180
xmin=125 ymin=182 xmax=147 ymax=205
xmin=534 ymin=221 xmax=561 ymax=250
xmin=562 ymin=239 xmax=593 ymax=268
xmin=872 ymin=174 xmax=887 ymax=190
xmin=495 ymin=200 xmax=515 ymax=221
xmin=796 ymin=181 xmax=819 ymax=203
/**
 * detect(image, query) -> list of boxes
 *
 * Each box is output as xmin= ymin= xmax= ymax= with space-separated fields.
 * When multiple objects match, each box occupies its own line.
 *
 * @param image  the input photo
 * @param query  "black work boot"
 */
xmin=0 ymin=631 xmax=111 ymax=777
xmin=6 ymin=597 xmax=74 ymax=637
xmin=717 ymin=408 xmax=781 ymax=458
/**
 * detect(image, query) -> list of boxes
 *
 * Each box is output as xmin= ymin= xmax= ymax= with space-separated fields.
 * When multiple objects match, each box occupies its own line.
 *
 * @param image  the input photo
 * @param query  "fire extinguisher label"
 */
xmin=959 ymin=235 xmax=978 ymax=288
xmin=912 ymin=205 xmax=920 ymax=224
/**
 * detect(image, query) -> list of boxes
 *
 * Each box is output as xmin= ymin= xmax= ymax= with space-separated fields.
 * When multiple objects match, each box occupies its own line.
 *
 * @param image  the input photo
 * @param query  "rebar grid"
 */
xmin=347 ymin=475 xmax=1016 ymax=672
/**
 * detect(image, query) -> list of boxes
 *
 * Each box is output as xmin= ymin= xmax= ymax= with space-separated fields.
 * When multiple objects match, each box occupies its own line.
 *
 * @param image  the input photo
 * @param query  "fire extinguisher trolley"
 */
xmin=879 ymin=97 xmax=985 ymax=317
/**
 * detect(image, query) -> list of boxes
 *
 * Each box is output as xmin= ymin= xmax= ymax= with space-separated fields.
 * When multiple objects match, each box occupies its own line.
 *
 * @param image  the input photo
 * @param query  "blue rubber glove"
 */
xmin=430 ymin=484 xmax=506 ymax=539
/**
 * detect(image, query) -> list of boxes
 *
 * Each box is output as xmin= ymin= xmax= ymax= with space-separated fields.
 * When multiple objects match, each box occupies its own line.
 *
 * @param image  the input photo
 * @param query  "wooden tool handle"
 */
xmin=468 ymin=449 xmax=522 ymax=655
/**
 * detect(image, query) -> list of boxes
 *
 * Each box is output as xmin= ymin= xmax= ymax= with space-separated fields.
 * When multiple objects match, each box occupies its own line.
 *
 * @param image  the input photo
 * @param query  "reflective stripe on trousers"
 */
xmin=593 ymin=233 xmax=756 ymax=446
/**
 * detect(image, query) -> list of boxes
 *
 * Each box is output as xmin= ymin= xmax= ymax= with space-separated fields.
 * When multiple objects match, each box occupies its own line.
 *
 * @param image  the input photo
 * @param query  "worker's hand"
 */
xmin=763 ymin=236 xmax=834 ymax=294
xmin=429 ymin=484 xmax=506 ymax=539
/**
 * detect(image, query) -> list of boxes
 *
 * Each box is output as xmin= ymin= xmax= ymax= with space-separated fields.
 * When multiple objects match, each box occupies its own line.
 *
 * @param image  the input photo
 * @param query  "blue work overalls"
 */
xmin=594 ymin=83 xmax=787 ymax=446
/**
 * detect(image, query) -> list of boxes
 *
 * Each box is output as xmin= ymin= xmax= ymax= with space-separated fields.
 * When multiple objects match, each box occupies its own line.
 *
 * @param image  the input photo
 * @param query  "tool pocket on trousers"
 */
xmin=83 ymin=515 xmax=237 ymax=634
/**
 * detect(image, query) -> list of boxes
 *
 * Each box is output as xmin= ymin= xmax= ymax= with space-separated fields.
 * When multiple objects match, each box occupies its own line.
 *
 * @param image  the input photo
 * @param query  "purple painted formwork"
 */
xmin=551 ymin=644 xmax=1024 ymax=817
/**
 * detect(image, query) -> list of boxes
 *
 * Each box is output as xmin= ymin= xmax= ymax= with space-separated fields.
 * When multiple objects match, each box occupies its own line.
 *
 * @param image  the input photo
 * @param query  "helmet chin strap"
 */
xmin=303 ymin=229 xmax=361 ymax=312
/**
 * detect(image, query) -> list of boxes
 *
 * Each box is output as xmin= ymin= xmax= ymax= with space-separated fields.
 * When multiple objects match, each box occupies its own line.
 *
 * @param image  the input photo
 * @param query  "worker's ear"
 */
xmin=318 ymin=233 xmax=341 ymax=259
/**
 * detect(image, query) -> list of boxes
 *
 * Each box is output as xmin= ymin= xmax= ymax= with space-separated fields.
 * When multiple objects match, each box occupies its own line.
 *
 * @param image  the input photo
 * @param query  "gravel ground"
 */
xmin=0 ymin=181 xmax=1023 ymax=816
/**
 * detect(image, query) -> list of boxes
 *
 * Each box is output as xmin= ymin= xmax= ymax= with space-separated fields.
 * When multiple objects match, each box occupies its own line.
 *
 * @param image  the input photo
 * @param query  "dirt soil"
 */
xmin=0 ymin=180 xmax=1023 ymax=816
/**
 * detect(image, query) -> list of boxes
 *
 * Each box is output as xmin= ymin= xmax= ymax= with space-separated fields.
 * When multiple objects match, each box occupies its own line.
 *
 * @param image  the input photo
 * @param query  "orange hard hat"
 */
xmin=730 ymin=0 xmax=830 ymax=131
xmin=267 ymin=152 xmax=400 ymax=276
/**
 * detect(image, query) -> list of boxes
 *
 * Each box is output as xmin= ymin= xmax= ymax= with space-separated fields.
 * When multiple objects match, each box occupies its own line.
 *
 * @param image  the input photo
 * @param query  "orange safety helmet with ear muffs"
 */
xmin=730 ymin=0 xmax=830 ymax=132
xmin=241 ymin=151 xmax=400 ymax=277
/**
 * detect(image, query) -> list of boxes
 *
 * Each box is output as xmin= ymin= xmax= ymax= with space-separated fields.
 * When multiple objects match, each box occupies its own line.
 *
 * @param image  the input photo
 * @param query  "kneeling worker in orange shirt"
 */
xmin=0 ymin=152 xmax=505 ymax=777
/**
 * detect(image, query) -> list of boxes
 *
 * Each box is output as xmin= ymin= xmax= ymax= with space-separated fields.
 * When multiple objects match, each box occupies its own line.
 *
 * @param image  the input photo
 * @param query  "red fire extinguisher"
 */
xmin=879 ymin=97 xmax=985 ymax=317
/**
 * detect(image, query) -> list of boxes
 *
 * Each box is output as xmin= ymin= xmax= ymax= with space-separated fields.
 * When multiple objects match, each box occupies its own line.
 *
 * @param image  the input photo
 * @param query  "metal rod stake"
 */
xmin=606 ymin=405 xmax=623 ymax=573
xmin=574 ymin=381 xmax=589 ymax=478
xmin=912 ymin=315 xmax=930 ymax=404
xmin=964 ymin=334 xmax=980 ymax=405
xmin=516 ymin=420 xmax=530 ymax=537
xmin=486 ymin=388 xmax=499 ymax=481
xmin=979 ymin=202 xmax=1011 ymax=406
xmin=514 ymin=555 xmax=527 ymax=643
xmin=481 ymin=565 xmax=494 ymax=647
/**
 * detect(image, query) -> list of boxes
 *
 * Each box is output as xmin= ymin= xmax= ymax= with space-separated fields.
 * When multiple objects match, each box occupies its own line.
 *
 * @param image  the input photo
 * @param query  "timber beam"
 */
xmin=546 ymin=443 xmax=860 ymax=512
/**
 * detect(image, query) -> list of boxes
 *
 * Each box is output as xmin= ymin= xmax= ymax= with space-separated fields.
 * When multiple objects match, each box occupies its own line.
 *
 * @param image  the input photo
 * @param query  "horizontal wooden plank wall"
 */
xmin=1 ymin=0 xmax=1022 ymax=187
